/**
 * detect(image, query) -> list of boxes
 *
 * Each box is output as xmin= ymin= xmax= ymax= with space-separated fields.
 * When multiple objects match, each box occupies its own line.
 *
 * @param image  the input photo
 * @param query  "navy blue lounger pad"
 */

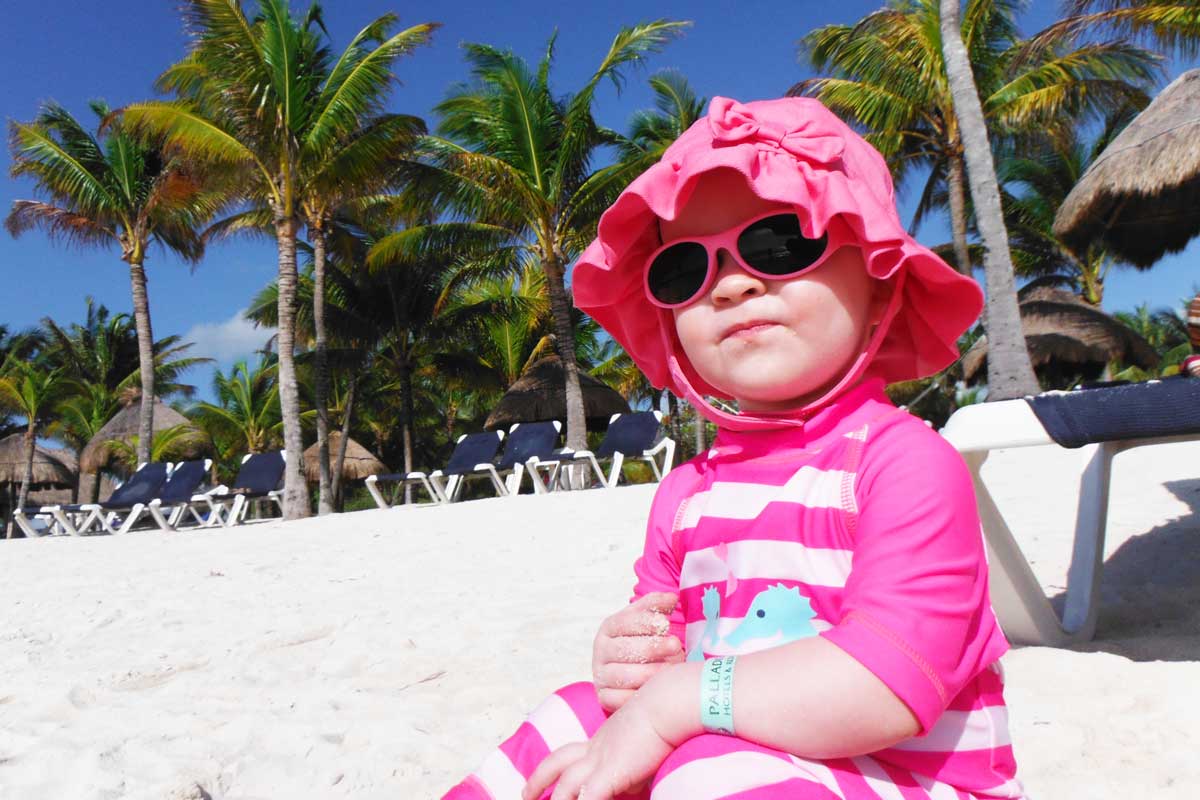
xmin=1025 ymin=378 xmax=1200 ymax=448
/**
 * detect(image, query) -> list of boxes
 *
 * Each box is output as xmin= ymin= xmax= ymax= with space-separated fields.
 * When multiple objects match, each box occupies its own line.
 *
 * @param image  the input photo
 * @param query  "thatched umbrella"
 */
xmin=962 ymin=287 xmax=1159 ymax=383
xmin=1054 ymin=70 xmax=1200 ymax=266
xmin=0 ymin=434 xmax=76 ymax=487
xmin=80 ymin=399 xmax=208 ymax=473
xmin=484 ymin=356 xmax=631 ymax=432
xmin=303 ymin=431 xmax=385 ymax=482
xmin=0 ymin=435 xmax=77 ymax=533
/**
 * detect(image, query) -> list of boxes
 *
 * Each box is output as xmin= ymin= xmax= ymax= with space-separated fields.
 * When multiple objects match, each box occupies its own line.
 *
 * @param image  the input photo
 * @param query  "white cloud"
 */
xmin=183 ymin=310 xmax=275 ymax=366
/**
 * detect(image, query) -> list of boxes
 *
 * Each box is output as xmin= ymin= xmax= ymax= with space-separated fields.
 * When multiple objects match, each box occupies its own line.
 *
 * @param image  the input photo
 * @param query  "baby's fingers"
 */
xmin=600 ymin=593 xmax=677 ymax=638
xmin=594 ymin=660 xmax=671 ymax=693
xmin=524 ymin=742 xmax=586 ymax=800
xmin=595 ymin=686 xmax=635 ymax=714
xmin=596 ymin=631 xmax=683 ymax=665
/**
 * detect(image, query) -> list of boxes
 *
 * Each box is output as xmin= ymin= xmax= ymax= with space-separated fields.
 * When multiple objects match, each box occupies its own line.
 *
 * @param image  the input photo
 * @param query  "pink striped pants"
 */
xmin=442 ymin=683 xmax=982 ymax=800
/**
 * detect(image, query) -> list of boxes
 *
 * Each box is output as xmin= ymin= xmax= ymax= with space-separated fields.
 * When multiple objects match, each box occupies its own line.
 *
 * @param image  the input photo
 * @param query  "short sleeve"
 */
xmin=819 ymin=419 xmax=1008 ymax=732
xmin=630 ymin=465 xmax=697 ymax=641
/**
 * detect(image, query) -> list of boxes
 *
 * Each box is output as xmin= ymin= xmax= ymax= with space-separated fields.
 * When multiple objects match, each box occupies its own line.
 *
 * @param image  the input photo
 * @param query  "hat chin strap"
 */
xmin=666 ymin=272 xmax=906 ymax=434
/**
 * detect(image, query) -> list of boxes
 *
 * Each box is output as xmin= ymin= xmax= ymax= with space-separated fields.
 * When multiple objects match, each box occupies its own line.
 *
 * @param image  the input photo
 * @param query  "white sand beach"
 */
xmin=1 ymin=441 xmax=1198 ymax=799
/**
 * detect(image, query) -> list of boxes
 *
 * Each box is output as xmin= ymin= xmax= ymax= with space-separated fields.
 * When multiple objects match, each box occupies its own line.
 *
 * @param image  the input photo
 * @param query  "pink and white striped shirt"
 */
xmin=633 ymin=379 xmax=1023 ymax=798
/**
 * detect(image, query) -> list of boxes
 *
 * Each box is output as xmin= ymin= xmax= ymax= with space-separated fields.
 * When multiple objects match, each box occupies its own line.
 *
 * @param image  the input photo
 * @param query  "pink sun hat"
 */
xmin=573 ymin=96 xmax=983 ymax=422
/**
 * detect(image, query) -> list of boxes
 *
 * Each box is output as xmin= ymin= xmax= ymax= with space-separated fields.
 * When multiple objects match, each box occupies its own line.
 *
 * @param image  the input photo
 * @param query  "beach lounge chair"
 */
xmin=940 ymin=379 xmax=1200 ymax=646
xmin=365 ymin=430 xmax=505 ymax=507
xmin=14 ymin=461 xmax=170 ymax=537
xmin=496 ymin=421 xmax=563 ymax=496
xmin=146 ymin=459 xmax=214 ymax=531
xmin=183 ymin=450 xmax=286 ymax=528
xmin=529 ymin=411 xmax=675 ymax=491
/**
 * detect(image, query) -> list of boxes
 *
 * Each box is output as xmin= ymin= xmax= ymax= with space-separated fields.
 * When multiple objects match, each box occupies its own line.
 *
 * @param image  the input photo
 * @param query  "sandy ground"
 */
xmin=1 ymin=440 xmax=1198 ymax=799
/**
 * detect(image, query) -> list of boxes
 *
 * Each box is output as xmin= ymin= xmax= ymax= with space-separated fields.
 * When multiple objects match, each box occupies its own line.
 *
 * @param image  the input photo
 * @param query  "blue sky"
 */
xmin=2 ymin=1 xmax=1196 ymax=401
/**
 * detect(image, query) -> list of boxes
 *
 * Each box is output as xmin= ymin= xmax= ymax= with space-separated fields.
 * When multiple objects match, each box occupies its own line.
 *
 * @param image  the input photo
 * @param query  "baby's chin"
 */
xmin=717 ymin=365 xmax=853 ymax=412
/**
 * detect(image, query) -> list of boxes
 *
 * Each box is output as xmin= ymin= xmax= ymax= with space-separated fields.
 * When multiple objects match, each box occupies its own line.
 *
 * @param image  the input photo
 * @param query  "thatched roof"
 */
xmin=1054 ymin=69 xmax=1200 ymax=266
xmin=79 ymin=399 xmax=207 ymax=473
xmin=484 ymin=356 xmax=631 ymax=432
xmin=963 ymin=289 xmax=1159 ymax=381
xmin=303 ymin=432 xmax=385 ymax=481
xmin=0 ymin=434 xmax=76 ymax=487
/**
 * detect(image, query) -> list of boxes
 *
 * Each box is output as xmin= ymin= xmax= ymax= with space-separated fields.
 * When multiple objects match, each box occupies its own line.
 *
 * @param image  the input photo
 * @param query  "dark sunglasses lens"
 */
xmin=647 ymin=242 xmax=710 ymax=305
xmin=738 ymin=214 xmax=828 ymax=276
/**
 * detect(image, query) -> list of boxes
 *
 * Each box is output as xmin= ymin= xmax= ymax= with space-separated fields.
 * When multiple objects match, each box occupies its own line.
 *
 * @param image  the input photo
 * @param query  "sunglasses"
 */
xmin=643 ymin=212 xmax=845 ymax=309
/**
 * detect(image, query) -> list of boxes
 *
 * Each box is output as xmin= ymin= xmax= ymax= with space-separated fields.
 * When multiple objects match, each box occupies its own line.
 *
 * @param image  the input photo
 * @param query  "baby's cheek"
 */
xmin=672 ymin=310 xmax=714 ymax=371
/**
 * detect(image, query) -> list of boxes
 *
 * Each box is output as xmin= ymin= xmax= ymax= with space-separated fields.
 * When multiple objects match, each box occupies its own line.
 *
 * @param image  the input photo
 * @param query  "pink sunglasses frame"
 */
xmin=641 ymin=211 xmax=855 ymax=309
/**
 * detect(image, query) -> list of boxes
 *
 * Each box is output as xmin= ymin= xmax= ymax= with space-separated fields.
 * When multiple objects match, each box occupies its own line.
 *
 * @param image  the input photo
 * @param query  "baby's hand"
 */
xmin=522 ymin=689 xmax=675 ymax=800
xmin=592 ymin=592 xmax=684 ymax=713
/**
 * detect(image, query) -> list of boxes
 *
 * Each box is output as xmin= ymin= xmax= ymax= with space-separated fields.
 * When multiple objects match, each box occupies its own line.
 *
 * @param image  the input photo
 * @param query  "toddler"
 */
xmin=443 ymin=96 xmax=1022 ymax=800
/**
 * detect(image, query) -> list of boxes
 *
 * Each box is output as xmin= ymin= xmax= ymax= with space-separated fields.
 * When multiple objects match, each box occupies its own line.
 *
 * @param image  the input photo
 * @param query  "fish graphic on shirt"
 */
xmin=688 ymin=582 xmax=820 ymax=659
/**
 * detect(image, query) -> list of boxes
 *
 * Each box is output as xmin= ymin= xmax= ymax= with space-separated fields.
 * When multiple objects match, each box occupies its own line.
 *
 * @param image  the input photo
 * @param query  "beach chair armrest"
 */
xmin=940 ymin=399 xmax=1052 ymax=452
xmin=644 ymin=438 xmax=673 ymax=456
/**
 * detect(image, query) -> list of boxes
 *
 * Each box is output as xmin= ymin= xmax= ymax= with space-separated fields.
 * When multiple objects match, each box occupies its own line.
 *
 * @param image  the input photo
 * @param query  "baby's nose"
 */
xmin=709 ymin=249 xmax=767 ymax=305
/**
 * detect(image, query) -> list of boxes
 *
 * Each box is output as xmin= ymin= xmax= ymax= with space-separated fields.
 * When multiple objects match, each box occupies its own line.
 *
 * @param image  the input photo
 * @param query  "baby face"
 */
xmin=666 ymin=170 xmax=883 ymax=412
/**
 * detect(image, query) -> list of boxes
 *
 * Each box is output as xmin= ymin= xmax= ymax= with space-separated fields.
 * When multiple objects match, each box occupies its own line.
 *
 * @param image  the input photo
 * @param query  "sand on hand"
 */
xmin=0 ymin=441 xmax=1197 ymax=799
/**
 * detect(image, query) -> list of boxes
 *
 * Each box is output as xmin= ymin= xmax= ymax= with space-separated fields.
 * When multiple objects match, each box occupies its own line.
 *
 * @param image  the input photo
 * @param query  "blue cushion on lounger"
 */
xmin=1025 ymin=378 xmax=1200 ymax=448
xmin=496 ymin=422 xmax=561 ymax=470
xmin=591 ymin=411 xmax=662 ymax=459
xmin=101 ymin=462 xmax=170 ymax=508
xmin=157 ymin=460 xmax=209 ymax=504
xmin=226 ymin=451 xmax=285 ymax=495
xmin=443 ymin=431 xmax=505 ymax=476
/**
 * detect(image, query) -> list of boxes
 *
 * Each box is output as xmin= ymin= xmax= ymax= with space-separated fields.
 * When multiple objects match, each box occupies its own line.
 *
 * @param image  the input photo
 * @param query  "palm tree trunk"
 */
xmin=128 ymin=259 xmax=156 ymax=465
xmin=941 ymin=0 xmax=1039 ymax=400
xmin=311 ymin=226 xmax=333 ymax=515
xmin=12 ymin=423 xmax=37 ymax=537
xmin=665 ymin=391 xmax=682 ymax=454
xmin=274 ymin=214 xmax=311 ymax=519
xmin=330 ymin=371 xmax=358 ymax=508
xmin=691 ymin=401 xmax=706 ymax=456
xmin=544 ymin=255 xmax=587 ymax=450
xmin=6 ymin=483 xmax=15 ymax=539
xmin=945 ymin=153 xmax=973 ymax=276
xmin=400 ymin=355 xmax=415 ymax=504
xmin=71 ymin=447 xmax=82 ymax=504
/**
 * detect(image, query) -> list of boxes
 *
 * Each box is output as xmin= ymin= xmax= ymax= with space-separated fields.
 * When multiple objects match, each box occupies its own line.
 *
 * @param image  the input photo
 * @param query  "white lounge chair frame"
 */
xmin=499 ymin=421 xmax=563 ymax=497
xmin=13 ymin=461 xmax=168 ymax=537
xmin=365 ymin=432 xmax=507 ymax=508
xmin=146 ymin=459 xmax=216 ymax=532
xmin=941 ymin=397 xmax=1200 ymax=647
xmin=532 ymin=411 xmax=676 ymax=492
xmin=178 ymin=451 xmax=287 ymax=528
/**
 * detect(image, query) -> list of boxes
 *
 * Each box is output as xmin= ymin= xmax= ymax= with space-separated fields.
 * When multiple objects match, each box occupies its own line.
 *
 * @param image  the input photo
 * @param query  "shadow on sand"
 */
xmin=1048 ymin=477 xmax=1200 ymax=662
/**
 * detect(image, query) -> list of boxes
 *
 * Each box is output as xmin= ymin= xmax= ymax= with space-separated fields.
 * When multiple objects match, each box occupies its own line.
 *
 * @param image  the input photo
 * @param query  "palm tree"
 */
xmin=940 ymin=0 xmax=1039 ymax=397
xmin=1112 ymin=303 xmax=1191 ymax=378
xmin=123 ymin=0 xmax=436 ymax=518
xmin=0 ymin=360 xmax=72 ymax=536
xmin=40 ymin=297 xmax=206 ymax=399
xmin=432 ymin=265 xmax=559 ymax=394
xmin=796 ymin=0 xmax=1158 ymax=275
xmin=0 ymin=327 xmax=42 ymax=440
xmin=50 ymin=381 xmax=120 ymax=502
xmin=250 ymin=217 xmax=448 ymax=498
xmin=1046 ymin=2 xmax=1200 ymax=59
xmin=383 ymin=21 xmax=688 ymax=449
xmin=7 ymin=101 xmax=213 ymax=465
xmin=617 ymin=69 xmax=707 ymax=174
xmin=999 ymin=112 xmax=1136 ymax=304
xmin=189 ymin=357 xmax=282 ymax=481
